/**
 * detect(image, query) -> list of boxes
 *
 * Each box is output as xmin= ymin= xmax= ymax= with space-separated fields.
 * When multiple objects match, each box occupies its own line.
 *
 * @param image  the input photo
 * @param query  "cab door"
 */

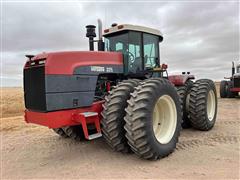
xmin=143 ymin=33 xmax=160 ymax=69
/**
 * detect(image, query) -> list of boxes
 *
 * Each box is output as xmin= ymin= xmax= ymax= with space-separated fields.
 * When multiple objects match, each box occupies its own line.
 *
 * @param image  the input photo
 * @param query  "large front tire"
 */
xmin=101 ymin=79 xmax=139 ymax=152
xmin=189 ymin=79 xmax=217 ymax=131
xmin=124 ymin=78 xmax=182 ymax=160
xmin=62 ymin=126 xmax=85 ymax=141
xmin=52 ymin=128 xmax=69 ymax=138
xmin=220 ymin=80 xmax=227 ymax=98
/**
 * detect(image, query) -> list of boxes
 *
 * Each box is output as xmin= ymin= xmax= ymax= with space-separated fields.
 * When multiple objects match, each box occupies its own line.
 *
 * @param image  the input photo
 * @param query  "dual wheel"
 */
xmin=101 ymin=78 xmax=217 ymax=160
xmin=176 ymin=80 xmax=193 ymax=128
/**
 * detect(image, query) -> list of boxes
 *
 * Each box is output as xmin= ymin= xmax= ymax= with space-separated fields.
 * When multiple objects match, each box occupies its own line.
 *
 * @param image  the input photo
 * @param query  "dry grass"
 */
xmin=0 ymin=87 xmax=41 ymax=132
xmin=1 ymin=87 xmax=24 ymax=118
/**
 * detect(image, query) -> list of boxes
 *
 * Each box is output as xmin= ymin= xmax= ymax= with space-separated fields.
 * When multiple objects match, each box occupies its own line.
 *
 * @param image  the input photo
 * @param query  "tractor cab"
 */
xmin=103 ymin=24 xmax=163 ymax=75
xmin=236 ymin=64 xmax=240 ymax=73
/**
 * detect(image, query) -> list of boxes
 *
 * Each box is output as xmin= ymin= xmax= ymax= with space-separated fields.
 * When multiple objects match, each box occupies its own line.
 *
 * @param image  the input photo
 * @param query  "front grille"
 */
xmin=24 ymin=65 xmax=46 ymax=111
xmin=233 ymin=77 xmax=240 ymax=88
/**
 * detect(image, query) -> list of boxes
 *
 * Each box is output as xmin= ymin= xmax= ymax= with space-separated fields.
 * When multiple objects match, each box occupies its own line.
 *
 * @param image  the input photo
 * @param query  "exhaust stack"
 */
xmin=232 ymin=61 xmax=235 ymax=76
xmin=97 ymin=19 xmax=104 ymax=51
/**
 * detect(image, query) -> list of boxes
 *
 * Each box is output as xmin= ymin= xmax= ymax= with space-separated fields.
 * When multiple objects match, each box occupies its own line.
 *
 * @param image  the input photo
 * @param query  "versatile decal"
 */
xmin=90 ymin=66 xmax=114 ymax=73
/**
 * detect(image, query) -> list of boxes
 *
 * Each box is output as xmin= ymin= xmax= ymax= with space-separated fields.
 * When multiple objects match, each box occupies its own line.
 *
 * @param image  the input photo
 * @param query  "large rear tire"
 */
xmin=101 ymin=79 xmax=140 ymax=152
xmin=220 ymin=80 xmax=227 ymax=98
xmin=189 ymin=79 xmax=217 ymax=131
xmin=124 ymin=78 xmax=182 ymax=160
xmin=52 ymin=128 xmax=69 ymax=138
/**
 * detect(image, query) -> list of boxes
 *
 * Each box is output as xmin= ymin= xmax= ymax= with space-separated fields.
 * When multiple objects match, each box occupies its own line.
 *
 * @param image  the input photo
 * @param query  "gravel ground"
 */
xmin=0 ymin=88 xmax=239 ymax=179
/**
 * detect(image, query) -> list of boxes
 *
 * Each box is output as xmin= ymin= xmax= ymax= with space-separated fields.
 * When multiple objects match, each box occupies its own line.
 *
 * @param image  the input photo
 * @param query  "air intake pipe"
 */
xmin=86 ymin=25 xmax=96 ymax=51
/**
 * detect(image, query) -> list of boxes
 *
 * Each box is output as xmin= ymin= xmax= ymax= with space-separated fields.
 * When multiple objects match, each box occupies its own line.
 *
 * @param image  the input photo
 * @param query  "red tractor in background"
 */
xmin=23 ymin=20 xmax=218 ymax=160
xmin=220 ymin=62 xmax=240 ymax=98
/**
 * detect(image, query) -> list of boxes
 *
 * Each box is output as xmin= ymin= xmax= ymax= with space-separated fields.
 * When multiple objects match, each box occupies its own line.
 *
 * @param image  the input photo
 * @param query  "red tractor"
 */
xmin=23 ymin=20 xmax=217 ymax=160
xmin=220 ymin=62 xmax=240 ymax=98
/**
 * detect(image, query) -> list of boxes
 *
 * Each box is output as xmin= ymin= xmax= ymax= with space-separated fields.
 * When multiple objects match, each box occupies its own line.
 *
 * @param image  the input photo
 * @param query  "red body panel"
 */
xmin=230 ymin=87 xmax=240 ymax=92
xmin=25 ymin=51 xmax=123 ymax=75
xmin=168 ymin=74 xmax=195 ymax=86
xmin=24 ymin=101 xmax=104 ymax=129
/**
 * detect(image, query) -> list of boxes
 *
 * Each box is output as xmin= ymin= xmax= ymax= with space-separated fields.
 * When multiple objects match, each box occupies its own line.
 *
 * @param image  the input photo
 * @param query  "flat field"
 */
xmin=1 ymin=85 xmax=239 ymax=179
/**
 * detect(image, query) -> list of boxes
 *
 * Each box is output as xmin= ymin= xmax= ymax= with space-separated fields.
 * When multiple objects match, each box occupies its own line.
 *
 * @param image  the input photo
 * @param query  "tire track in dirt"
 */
xmin=177 ymin=135 xmax=240 ymax=151
xmin=217 ymin=121 xmax=240 ymax=125
xmin=208 ymin=136 xmax=239 ymax=144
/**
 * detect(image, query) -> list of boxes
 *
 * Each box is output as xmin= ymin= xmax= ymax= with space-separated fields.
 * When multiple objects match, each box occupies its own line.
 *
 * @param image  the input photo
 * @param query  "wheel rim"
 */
xmin=207 ymin=90 xmax=216 ymax=121
xmin=153 ymin=95 xmax=177 ymax=144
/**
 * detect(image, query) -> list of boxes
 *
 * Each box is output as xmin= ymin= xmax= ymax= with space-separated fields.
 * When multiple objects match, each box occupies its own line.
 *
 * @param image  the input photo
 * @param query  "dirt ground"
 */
xmin=0 ymin=85 xmax=239 ymax=179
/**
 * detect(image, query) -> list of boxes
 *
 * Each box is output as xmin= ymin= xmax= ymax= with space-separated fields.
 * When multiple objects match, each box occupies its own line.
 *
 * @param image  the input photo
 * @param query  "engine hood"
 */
xmin=25 ymin=51 xmax=123 ymax=75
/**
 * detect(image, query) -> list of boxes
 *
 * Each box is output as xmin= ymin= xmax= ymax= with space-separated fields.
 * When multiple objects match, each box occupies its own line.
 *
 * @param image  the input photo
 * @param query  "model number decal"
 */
xmin=106 ymin=67 xmax=113 ymax=72
xmin=91 ymin=66 xmax=105 ymax=72
xmin=91 ymin=66 xmax=113 ymax=73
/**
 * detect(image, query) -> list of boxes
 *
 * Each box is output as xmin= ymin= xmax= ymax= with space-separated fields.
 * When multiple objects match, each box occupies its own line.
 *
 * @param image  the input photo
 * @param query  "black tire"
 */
xmin=189 ymin=79 xmax=217 ymax=131
xmin=176 ymin=80 xmax=193 ymax=128
xmin=62 ymin=125 xmax=85 ymax=141
xmin=176 ymin=86 xmax=185 ymax=127
xmin=226 ymin=81 xmax=236 ymax=98
xmin=124 ymin=78 xmax=182 ymax=160
xmin=220 ymin=80 xmax=227 ymax=98
xmin=52 ymin=128 xmax=69 ymax=138
xmin=101 ymin=79 xmax=140 ymax=152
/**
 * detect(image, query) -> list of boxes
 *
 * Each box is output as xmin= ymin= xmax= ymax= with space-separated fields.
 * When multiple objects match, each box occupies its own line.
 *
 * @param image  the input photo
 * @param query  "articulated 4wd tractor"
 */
xmin=24 ymin=20 xmax=217 ymax=160
xmin=220 ymin=62 xmax=240 ymax=98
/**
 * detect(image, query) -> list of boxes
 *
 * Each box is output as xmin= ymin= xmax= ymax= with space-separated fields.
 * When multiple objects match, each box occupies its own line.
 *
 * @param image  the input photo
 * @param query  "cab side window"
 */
xmin=116 ymin=43 xmax=123 ymax=51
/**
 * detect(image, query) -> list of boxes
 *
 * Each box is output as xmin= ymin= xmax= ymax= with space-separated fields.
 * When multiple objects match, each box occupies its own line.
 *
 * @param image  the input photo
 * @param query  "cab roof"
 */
xmin=103 ymin=24 xmax=163 ymax=40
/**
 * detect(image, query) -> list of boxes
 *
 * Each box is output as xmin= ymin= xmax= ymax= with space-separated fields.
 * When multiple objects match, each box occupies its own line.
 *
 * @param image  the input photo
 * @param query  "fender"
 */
xmin=230 ymin=88 xmax=240 ymax=92
xmin=168 ymin=74 xmax=195 ymax=86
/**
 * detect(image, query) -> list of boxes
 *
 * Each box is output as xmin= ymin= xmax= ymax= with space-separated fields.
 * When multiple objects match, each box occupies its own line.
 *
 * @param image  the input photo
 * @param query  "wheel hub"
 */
xmin=153 ymin=95 xmax=177 ymax=144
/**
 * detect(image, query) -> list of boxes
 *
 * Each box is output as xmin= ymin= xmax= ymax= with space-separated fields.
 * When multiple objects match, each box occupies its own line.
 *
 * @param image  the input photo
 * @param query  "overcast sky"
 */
xmin=1 ymin=1 xmax=239 ymax=87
